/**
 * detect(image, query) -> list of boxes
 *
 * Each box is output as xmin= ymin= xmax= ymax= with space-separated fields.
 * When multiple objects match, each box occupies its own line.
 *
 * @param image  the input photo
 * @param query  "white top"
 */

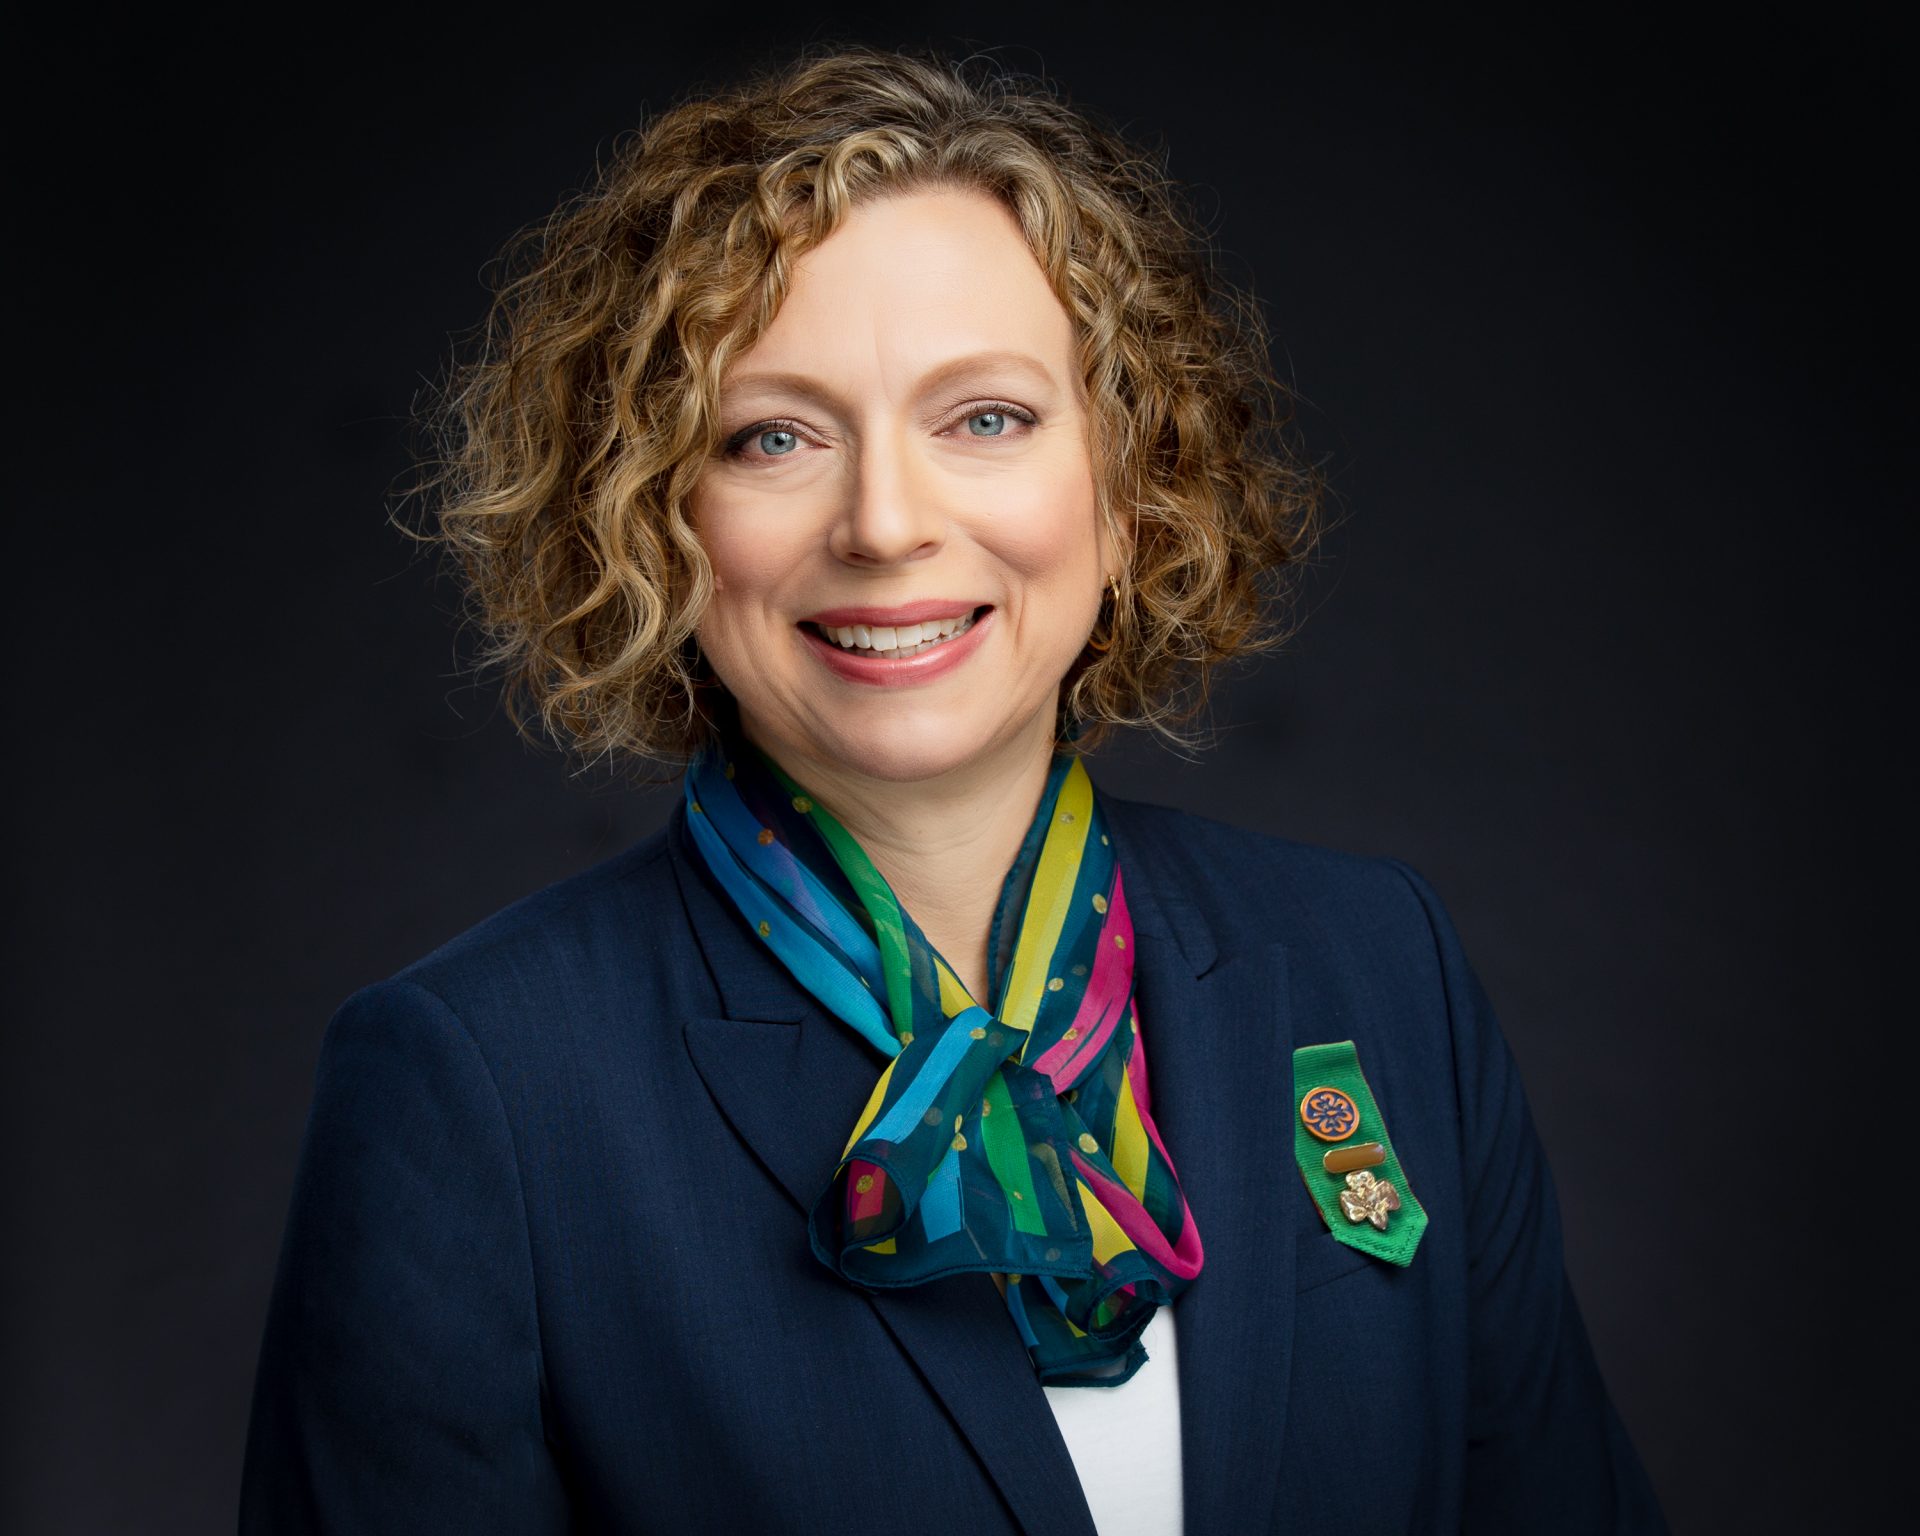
xmin=1041 ymin=1304 xmax=1185 ymax=1536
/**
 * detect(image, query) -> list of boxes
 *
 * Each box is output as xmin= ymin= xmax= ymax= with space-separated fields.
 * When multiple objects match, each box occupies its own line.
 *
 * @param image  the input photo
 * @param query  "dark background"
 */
xmin=7 ymin=9 xmax=1902 ymax=1532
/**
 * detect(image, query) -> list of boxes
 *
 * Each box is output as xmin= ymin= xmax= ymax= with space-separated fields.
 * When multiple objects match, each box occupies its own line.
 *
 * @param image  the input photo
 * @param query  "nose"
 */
xmin=829 ymin=426 xmax=945 ymax=567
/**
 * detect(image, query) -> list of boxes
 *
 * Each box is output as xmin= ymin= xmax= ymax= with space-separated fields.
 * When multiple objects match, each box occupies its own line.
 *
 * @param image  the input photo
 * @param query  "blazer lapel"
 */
xmin=669 ymin=794 xmax=1298 ymax=1536
xmin=670 ymin=805 xmax=1100 ymax=1536
xmin=1123 ymin=905 xmax=1298 ymax=1535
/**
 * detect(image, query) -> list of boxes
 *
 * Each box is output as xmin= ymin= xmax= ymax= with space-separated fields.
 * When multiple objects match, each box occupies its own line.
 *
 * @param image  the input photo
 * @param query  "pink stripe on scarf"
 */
xmin=1068 ymin=1147 xmax=1205 ymax=1280
xmin=846 ymin=1159 xmax=888 ymax=1224
xmin=1032 ymin=867 xmax=1135 ymax=1087
xmin=1125 ymin=1001 xmax=1153 ymax=1116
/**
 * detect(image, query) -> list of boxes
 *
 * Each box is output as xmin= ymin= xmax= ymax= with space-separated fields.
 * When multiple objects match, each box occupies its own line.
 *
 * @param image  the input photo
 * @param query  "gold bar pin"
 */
xmin=1322 ymin=1141 xmax=1386 ymax=1175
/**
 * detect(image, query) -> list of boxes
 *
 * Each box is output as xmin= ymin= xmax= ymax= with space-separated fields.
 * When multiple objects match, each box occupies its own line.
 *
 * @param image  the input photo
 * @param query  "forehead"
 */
xmin=723 ymin=185 xmax=1075 ymax=392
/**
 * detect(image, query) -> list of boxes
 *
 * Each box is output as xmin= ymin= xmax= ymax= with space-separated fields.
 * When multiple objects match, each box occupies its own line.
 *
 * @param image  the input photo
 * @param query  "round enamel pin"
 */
xmin=1299 ymin=1085 xmax=1360 ymax=1142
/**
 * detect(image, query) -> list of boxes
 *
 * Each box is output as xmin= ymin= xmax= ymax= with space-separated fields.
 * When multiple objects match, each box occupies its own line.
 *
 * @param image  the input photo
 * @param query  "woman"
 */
xmin=241 ymin=46 xmax=1666 ymax=1535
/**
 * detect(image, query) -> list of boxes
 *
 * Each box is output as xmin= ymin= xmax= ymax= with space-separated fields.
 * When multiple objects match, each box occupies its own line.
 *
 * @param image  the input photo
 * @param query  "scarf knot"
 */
xmin=683 ymin=731 xmax=1203 ymax=1387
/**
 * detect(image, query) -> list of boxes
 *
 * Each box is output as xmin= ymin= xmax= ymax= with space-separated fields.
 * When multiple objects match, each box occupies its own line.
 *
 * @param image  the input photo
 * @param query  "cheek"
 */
xmin=984 ymin=457 xmax=1103 ymax=584
xmin=692 ymin=490 xmax=797 ymax=605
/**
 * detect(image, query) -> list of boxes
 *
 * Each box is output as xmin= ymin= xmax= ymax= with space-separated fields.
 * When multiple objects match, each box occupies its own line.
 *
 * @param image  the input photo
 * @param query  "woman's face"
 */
xmin=690 ymin=185 xmax=1116 ymax=787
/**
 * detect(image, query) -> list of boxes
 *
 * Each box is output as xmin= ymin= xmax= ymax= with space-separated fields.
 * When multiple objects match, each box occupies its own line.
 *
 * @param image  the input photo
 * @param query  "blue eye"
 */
xmin=967 ymin=411 xmax=1007 ymax=437
xmin=758 ymin=428 xmax=799 ymax=456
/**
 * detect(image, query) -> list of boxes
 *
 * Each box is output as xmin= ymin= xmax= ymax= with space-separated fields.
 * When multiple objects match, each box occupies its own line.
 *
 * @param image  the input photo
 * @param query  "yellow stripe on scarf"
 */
xmin=933 ymin=956 xmax=975 ymax=1017
xmin=1111 ymin=1054 xmax=1151 ymax=1203
xmin=1078 ymin=1179 xmax=1140 ymax=1267
xmin=1001 ymin=758 xmax=1094 ymax=1043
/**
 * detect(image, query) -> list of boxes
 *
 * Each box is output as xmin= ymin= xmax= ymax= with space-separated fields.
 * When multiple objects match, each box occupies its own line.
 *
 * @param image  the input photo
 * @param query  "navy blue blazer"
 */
xmin=241 ymin=792 xmax=1667 ymax=1534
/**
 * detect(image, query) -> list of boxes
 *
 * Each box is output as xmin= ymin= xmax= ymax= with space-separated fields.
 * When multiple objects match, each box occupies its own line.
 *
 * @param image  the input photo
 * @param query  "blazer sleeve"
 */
xmin=239 ymin=978 xmax=570 ymax=1533
xmin=1388 ymin=861 xmax=1669 ymax=1535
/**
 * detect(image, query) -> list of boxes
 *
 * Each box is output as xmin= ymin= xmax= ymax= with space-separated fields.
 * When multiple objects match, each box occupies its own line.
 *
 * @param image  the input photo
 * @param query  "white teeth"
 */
xmin=816 ymin=611 xmax=978 ymax=657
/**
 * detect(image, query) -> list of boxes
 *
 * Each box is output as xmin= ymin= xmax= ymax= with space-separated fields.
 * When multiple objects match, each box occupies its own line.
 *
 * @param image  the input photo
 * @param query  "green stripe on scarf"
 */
xmin=683 ymin=724 xmax=1206 ymax=1387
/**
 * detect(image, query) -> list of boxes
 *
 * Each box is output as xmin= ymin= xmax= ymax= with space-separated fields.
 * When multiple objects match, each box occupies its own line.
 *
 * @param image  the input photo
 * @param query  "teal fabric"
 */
xmin=681 ymin=725 xmax=1205 ymax=1386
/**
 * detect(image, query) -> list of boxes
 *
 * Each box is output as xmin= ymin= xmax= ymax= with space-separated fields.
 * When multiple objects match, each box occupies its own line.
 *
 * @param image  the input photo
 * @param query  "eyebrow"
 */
xmin=719 ymin=349 xmax=1062 ymax=412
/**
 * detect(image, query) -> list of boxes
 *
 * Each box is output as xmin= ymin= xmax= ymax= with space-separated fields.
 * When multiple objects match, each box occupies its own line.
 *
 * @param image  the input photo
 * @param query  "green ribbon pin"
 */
xmin=1291 ymin=1040 xmax=1428 ymax=1266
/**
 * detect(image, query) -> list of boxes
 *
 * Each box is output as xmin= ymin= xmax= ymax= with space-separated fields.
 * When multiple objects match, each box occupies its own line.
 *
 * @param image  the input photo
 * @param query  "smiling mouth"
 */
xmin=800 ymin=606 xmax=990 ymax=659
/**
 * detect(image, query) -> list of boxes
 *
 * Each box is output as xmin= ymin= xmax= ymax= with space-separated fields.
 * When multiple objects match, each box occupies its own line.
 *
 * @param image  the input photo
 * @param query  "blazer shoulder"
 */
xmin=1104 ymin=793 xmax=1432 ymax=918
xmin=1101 ymin=793 xmax=1468 ymax=1011
xmin=382 ymin=819 xmax=681 ymax=1014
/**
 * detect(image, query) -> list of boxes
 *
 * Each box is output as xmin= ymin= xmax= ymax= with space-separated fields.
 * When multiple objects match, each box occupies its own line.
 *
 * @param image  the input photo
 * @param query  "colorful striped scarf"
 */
xmin=682 ymin=728 xmax=1204 ymax=1387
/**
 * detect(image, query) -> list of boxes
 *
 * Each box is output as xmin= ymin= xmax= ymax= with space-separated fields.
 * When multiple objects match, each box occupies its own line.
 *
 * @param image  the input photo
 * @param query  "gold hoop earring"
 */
xmin=1085 ymin=577 xmax=1118 ymax=653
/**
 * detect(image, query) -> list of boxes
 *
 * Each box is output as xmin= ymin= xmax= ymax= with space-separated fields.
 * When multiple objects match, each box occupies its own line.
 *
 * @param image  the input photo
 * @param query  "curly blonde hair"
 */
xmin=412 ymin=44 xmax=1321 ymax=773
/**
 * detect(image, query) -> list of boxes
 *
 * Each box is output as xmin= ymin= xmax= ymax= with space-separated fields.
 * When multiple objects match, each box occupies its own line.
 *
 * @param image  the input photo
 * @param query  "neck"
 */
xmin=738 ymin=711 xmax=1062 ymax=1004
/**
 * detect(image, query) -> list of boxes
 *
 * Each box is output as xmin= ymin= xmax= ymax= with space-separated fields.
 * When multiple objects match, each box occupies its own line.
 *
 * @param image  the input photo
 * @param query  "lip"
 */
xmin=802 ymin=599 xmax=989 ymax=627
xmin=799 ymin=606 xmax=994 ymax=688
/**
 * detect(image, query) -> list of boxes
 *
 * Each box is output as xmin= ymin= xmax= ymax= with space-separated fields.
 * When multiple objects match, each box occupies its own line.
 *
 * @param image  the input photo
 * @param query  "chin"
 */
xmin=770 ymin=693 xmax=1035 ymax=786
xmin=804 ymin=715 xmax=991 ymax=785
